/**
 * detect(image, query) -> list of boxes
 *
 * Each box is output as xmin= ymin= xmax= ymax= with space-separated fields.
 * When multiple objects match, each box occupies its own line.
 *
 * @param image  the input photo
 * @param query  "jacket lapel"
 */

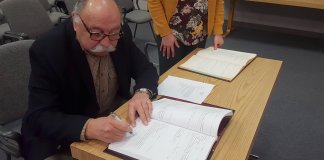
xmin=66 ymin=20 xmax=99 ymax=115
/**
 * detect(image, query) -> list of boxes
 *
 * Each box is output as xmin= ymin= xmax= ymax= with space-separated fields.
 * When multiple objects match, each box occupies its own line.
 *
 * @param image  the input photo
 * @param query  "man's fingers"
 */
xmin=147 ymin=100 xmax=153 ymax=118
xmin=141 ymin=100 xmax=151 ymax=121
xmin=103 ymin=132 xmax=124 ymax=142
xmin=128 ymin=106 xmax=137 ymax=127
xmin=96 ymin=120 xmax=125 ymax=143
xmin=109 ymin=118 xmax=131 ymax=133
xmin=136 ymin=104 xmax=148 ymax=125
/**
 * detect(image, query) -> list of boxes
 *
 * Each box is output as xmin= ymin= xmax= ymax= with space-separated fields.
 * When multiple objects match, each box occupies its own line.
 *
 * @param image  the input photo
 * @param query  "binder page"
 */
xmin=108 ymin=118 xmax=216 ymax=160
xmin=152 ymin=98 xmax=233 ymax=137
xmin=158 ymin=76 xmax=214 ymax=104
xmin=180 ymin=55 xmax=242 ymax=81
xmin=197 ymin=47 xmax=257 ymax=65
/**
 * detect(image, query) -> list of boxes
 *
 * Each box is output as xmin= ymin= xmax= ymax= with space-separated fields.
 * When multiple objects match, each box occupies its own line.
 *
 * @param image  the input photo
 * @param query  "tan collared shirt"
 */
xmin=86 ymin=53 xmax=119 ymax=113
xmin=80 ymin=53 xmax=119 ymax=140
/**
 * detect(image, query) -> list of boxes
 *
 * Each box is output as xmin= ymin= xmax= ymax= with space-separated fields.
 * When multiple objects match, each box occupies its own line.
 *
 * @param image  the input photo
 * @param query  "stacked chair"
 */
xmin=116 ymin=0 xmax=159 ymax=70
xmin=38 ymin=0 xmax=68 ymax=25
xmin=63 ymin=0 xmax=78 ymax=15
xmin=0 ymin=9 xmax=10 ymax=44
xmin=116 ymin=0 xmax=155 ymax=39
xmin=0 ymin=40 xmax=34 ymax=160
xmin=0 ymin=0 xmax=54 ymax=43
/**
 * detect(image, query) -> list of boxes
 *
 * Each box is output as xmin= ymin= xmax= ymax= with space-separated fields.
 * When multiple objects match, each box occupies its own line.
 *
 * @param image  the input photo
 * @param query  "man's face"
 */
xmin=73 ymin=3 xmax=121 ymax=56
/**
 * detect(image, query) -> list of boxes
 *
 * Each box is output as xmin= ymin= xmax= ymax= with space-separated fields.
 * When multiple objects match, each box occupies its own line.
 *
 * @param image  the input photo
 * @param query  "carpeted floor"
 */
xmin=134 ymin=23 xmax=324 ymax=160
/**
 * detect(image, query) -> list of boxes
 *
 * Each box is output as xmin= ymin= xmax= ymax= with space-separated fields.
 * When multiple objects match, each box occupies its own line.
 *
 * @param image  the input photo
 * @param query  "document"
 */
xmin=108 ymin=98 xmax=233 ymax=160
xmin=158 ymin=76 xmax=214 ymax=104
xmin=179 ymin=47 xmax=257 ymax=81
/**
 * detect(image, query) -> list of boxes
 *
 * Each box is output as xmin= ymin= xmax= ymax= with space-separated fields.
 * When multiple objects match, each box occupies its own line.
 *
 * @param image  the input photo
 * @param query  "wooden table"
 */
xmin=71 ymin=49 xmax=282 ymax=160
xmin=224 ymin=0 xmax=324 ymax=37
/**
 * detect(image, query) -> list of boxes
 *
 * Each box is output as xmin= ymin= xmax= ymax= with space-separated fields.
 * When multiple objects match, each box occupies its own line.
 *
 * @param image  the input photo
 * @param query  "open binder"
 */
xmin=105 ymin=98 xmax=234 ymax=160
xmin=179 ymin=47 xmax=257 ymax=81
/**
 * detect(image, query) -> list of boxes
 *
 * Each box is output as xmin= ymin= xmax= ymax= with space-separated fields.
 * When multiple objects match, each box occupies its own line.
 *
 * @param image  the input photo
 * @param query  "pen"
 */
xmin=110 ymin=112 xmax=133 ymax=134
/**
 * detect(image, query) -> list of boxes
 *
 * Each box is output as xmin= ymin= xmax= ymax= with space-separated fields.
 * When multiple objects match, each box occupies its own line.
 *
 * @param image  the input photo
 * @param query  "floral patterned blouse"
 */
xmin=169 ymin=0 xmax=208 ymax=46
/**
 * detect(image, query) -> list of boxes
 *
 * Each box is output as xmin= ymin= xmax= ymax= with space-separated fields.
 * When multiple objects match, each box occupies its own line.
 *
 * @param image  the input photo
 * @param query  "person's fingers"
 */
xmin=141 ymin=100 xmax=151 ymax=121
xmin=96 ymin=121 xmax=123 ymax=142
xmin=213 ymin=42 xmax=218 ymax=50
xmin=136 ymin=104 xmax=148 ymax=125
xmin=147 ymin=100 xmax=153 ymax=119
xmin=162 ymin=45 xmax=166 ymax=57
xmin=107 ymin=119 xmax=129 ymax=140
xmin=175 ymin=40 xmax=180 ymax=48
xmin=128 ymin=105 xmax=137 ymax=127
xmin=109 ymin=117 xmax=131 ymax=133
xmin=171 ymin=45 xmax=175 ymax=58
xmin=214 ymin=35 xmax=224 ymax=50
xmin=219 ymin=39 xmax=224 ymax=47
xmin=108 ymin=129 xmax=126 ymax=141
xmin=166 ymin=46 xmax=171 ymax=59
xmin=103 ymin=132 xmax=124 ymax=142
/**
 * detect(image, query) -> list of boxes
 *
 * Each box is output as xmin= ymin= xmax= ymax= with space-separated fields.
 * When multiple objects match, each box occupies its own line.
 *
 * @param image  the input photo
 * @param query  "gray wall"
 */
xmin=225 ymin=1 xmax=324 ymax=35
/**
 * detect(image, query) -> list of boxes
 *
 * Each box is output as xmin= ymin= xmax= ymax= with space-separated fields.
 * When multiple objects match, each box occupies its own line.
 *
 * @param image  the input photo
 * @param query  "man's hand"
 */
xmin=213 ymin=35 xmax=224 ymax=49
xmin=85 ymin=117 xmax=131 ymax=143
xmin=160 ymin=33 xmax=180 ymax=59
xmin=128 ymin=92 xmax=152 ymax=127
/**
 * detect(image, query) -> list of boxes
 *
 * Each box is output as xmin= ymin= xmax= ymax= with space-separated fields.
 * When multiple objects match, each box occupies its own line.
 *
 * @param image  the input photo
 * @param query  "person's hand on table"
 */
xmin=128 ymin=91 xmax=152 ymax=127
xmin=85 ymin=117 xmax=132 ymax=143
xmin=213 ymin=35 xmax=224 ymax=49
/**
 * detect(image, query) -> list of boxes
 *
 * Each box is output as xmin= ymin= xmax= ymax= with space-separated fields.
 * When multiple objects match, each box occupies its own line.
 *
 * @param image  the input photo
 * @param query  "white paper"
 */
xmin=158 ymin=76 xmax=214 ymax=104
xmin=108 ymin=98 xmax=234 ymax=160
xmin=152 ymin=98 xmax=233 ymax=137
xmin=109 ymin=119 xmax=216 ymax=160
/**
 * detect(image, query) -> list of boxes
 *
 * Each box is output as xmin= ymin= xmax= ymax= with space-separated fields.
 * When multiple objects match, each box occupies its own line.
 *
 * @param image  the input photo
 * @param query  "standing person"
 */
xmin=21 ymin=0 xmax=158 ymax=159
xmin=148 ymin=0 xmax=225 ymax=74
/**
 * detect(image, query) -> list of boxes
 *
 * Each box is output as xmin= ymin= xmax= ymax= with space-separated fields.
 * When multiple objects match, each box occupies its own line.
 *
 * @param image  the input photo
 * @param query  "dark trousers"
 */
xmin=156 ymin=36 xmax=207 ymax=75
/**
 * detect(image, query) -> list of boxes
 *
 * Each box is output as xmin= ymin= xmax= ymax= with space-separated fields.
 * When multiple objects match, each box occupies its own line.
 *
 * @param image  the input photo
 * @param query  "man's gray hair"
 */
xmin=73 ymin=0 xmax=89 ymax=14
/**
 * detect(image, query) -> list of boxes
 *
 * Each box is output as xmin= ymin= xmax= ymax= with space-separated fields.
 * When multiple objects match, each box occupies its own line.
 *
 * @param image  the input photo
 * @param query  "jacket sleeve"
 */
xmin=119 ymin=23 xmax=159 ymax=97
xmin=129 ymin=42 xmax=159 ymax=97
xmin=25 ymin=45 xmax=89 ymax=143
xmin=148 ymin=0 xmax=172 ymax=37
xmin=214 ymin=0 xmax=225 ymax=35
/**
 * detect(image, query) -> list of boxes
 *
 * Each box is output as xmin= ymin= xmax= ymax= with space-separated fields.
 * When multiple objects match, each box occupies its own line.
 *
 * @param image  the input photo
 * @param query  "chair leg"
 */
xmin=148 ymin=21 xmax=157 ymax=42
xmin=144 ymin=42 xmax=159 ymax=74
xmin=144 ymin=41 xmax=157 ymax=59
xmin=133 ymin=24 xmax=138 ymax=38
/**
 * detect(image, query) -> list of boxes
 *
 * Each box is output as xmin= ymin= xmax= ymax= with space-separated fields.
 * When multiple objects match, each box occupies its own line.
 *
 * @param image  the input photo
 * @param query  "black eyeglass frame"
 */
xmin=76 ymin=14 xmax=123 ymax=41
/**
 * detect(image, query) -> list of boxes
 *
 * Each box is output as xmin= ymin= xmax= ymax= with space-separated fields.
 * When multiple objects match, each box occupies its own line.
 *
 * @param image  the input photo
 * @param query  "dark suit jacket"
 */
xmin=21 ymin=19 xmax=158 ymax=160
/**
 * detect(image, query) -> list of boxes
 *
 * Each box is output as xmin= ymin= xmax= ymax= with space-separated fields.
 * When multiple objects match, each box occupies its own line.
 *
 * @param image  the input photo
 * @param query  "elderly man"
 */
xmin=21 ymin=0 xmax=158 ymax=159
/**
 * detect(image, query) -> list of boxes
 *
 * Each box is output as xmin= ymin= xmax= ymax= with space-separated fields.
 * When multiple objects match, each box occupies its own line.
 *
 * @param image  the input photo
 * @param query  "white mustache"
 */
xmin=89 ymin=45 xmax=116 ymax=53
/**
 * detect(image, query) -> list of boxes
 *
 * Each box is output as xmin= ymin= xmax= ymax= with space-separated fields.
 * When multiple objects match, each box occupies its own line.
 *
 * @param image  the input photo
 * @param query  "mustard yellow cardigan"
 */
xmin=147 ymin=0 xmax=224 ymax=37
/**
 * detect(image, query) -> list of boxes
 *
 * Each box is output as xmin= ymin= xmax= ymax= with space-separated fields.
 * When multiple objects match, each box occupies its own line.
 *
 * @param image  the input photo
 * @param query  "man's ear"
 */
xmin=71 ymin=13 xmax=79 ymax=31
xmin=73 ymin=22 xmax=77 ymax=31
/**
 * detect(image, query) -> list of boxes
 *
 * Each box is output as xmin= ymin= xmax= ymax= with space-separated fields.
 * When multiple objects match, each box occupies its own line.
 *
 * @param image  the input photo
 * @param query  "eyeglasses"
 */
xmin=77 ymin=15 xmax=123 ymax=41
